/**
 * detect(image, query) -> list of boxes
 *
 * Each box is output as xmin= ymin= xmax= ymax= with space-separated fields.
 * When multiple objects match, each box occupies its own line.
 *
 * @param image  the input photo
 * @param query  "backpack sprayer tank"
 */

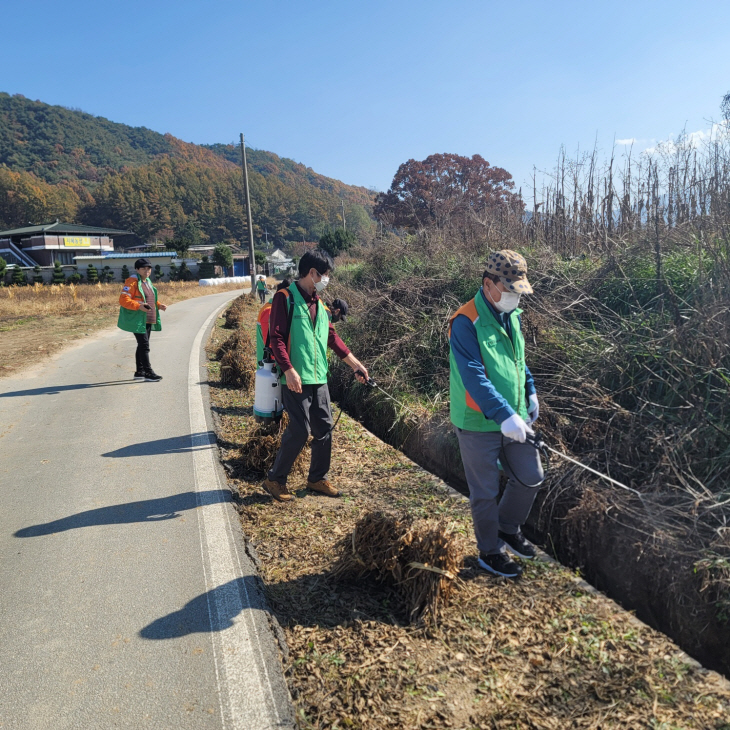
xmin=254 ymin=348 xmax=284 ymax=424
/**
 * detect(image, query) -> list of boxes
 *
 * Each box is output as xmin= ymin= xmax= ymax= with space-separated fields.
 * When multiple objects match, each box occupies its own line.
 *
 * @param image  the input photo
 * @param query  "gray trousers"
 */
xmin=268 ymin=383 xmax=333 ymax=485
xmin=455 ymin=427 xmax=543 ymax=555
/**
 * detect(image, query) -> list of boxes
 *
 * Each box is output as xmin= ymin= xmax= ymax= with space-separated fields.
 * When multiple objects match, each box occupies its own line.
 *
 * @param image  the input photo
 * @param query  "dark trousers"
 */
xmin=133 ymin=324 xmax=153 ymax=373
xmin=257 ymin=289 xmax=266 ymax=303
xmin=268 ymin=383 xmax=333 ymax=485
xmin=455 ymin=428 xmax=543 ymax=555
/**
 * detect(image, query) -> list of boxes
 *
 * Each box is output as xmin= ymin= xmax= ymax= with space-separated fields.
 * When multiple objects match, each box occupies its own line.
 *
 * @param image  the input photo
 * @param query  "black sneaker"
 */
xmin=133 ymin=371 xmax=145 ymax=379
xmin=144 ymin=371 xmax=163 ymax=382
xmin=498 ymin=530 xmax=537 ymax=559
xmin=478 ymin=551 xmax=523 ymax=578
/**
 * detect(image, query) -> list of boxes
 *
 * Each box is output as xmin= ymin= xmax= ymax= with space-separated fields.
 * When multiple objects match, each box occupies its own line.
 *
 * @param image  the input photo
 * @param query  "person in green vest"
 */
xmin=449 ymin=250 xmax=542 ymax=578
xmin=263 ymin=249 xmax=368 ymax=502
xmin=256 ymin=275 xmax=268 ymax=304
xmin=117 ymin=258 xmax=167 ymax=382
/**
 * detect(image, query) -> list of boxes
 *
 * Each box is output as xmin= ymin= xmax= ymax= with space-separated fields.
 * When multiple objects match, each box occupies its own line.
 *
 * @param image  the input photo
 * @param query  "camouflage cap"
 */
xmin=484 ymin=249 xmax=533 ymax=294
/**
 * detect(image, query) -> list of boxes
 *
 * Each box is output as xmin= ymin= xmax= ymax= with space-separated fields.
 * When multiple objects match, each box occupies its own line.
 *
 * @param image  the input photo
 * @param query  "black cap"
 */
xmin=331 ymin=298 xmax=349 ymax=321
xmin=134 ymin=258 xmax=152 ymax=269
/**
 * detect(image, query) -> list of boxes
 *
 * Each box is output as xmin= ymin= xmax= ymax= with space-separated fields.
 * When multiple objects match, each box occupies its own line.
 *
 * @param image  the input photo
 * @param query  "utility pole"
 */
xmin=240 ymin=133 xmax=256 ymax=293
xmin=340 ymin=199 xmax=346 ymax=232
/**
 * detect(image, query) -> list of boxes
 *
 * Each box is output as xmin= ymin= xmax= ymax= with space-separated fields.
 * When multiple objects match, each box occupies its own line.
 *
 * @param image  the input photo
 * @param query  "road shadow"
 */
xmin=263 ymin=568 xmax=405 ymax=629
xmin=14 ymin=489 xmax=230 ymax=537
xmin=0 ymin=380 xmax=139 ymax=398
xmin=101 ymin=432 xmax=216 ymax=458
xmin=139 ymin=576 xmax=264 ymax=639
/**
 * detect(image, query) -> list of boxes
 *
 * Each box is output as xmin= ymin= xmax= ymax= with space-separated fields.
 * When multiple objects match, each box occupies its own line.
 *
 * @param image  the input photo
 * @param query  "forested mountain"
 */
xmin=0 ymin=93 xmax=374 ymax=245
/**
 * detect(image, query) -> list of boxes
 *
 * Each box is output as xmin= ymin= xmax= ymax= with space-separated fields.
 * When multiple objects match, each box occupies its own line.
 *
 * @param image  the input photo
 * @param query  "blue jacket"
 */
xmin=450 ymin=288 xmax=536 ymax=425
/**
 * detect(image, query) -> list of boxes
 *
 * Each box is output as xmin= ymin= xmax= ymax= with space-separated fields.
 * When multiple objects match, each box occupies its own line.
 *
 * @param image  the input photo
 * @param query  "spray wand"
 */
xmin=355 ymin=371 xmax=643 ymax=500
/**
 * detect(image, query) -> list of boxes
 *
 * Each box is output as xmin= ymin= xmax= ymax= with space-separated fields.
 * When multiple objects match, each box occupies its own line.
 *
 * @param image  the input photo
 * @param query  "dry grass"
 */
xmin=233 ymin=413 xmax=310 ymax=477
xmin=0 ymin=280 xmax=244 ymax=376
xmin=205 ymin=304 xmax=730 ymax=730
xmin=0 ymin=280 xmax=243 ymax=318
xmin=333 ymin=511 xmax=465 ymax=625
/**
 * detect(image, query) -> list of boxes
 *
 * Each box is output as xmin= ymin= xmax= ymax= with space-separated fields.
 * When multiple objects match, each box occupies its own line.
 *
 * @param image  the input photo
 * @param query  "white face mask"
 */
xmin=314 ymin=275 xmax=330 ymax=293
xmin=490 ymin=287 xmax=521 ymax=313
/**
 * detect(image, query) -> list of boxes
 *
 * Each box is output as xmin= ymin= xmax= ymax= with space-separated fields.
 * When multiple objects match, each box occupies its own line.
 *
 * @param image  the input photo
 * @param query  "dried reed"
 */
xmin=234 ymin=412 xmax=309 ymax=477
xmin=333 ymin=511 xmax=463 ymax=624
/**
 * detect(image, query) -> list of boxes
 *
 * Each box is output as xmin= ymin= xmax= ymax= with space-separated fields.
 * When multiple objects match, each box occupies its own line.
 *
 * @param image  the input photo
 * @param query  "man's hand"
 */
xmin=527 ymin=394 xmax=539 ymax=424
xmin=140 ymin=303 xmax=152 ymax=311
xmin=284 ymin=368 xmax=302 ymax=394
xmin=500 ymin=414 xmax=534 ymax=444
xmin=158 ymin=304 xmax=167 ymax=312
xmin=343 ymin=353 xmax=368 ymax=383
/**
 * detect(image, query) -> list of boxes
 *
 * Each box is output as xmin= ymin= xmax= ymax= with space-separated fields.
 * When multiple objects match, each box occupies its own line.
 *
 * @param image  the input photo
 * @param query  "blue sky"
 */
xmin=2 ymin=0 xmax=729 ymax=193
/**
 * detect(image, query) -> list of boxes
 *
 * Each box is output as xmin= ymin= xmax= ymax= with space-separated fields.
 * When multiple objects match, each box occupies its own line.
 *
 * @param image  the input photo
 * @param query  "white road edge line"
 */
xmin=188 ymin=297 xmax=283 ymax=730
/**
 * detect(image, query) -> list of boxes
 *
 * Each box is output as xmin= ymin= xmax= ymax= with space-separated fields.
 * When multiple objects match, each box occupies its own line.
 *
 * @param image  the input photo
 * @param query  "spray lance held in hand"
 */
xmin=356 ymin=371 xmax=642 ymax=499
xmin=502 ymin=431 xmax=643 ymax=500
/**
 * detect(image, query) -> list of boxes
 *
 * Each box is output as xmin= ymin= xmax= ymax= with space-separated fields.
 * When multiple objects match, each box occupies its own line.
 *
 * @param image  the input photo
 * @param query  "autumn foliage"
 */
xmin=373 ymin=152 xmax=523 ymax=230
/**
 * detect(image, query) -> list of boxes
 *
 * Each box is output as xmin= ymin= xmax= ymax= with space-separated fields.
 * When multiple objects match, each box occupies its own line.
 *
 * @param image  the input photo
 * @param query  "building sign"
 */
xmin=64 ymin=236 xmax=92 ymax=247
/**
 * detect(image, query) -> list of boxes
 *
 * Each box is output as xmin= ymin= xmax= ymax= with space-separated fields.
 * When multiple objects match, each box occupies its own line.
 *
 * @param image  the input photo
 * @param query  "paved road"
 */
xmin=0 ymin=290 xmax=294 ymax=730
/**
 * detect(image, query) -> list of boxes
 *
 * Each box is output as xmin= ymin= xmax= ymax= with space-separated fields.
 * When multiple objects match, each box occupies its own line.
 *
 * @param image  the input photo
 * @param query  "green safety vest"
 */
xmin=117 ymin=276 xmax=162 ymax=334
xmin=286 ymin=284 xmax=330 ymax=385
xmin=448 ymin=290 xmax=528 ymax=432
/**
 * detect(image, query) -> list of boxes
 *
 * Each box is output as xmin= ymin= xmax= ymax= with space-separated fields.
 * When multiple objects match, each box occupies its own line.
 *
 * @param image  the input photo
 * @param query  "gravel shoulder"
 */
xmin=207 ymin=301 xmax=730 ymax=730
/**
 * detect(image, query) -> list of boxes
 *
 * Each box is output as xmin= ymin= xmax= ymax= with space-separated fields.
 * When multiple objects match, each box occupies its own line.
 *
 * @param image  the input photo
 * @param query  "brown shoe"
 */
xmin=306 ymin=479 xmax=340 ymax=497
xmin=262 ymin=478 xmax=293 ymax=502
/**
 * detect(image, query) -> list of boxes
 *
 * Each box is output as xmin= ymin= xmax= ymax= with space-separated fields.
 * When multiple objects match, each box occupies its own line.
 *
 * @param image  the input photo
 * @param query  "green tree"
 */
xmin=178 ymin=261 xmax=193 ymax=281
xmin=198 ymin=255 xmax=215 ymax=279
xmin=121 ymin=264 xmax=130 ymax=280
xmin=51 ymin=260 xmax=65 ymax=284
xmin=213 ymin=243 xmax=233 ymax=272
xmin=86 ymin=264 xmax=99 ymax=284
xmin=68 ymin=267 xmax=83 ymax=284
xmin=100 ymin=266 xmax=115 ymax=283
xmin=153 ymin=264 xmax=164 ymax=282
xmin=167 ymin=219 xmax=203 ymax=259
xmin=254 ymin=250 xmax=267 ymax=268
xmin=319 ymin=228 xmax=357 ymax=257
xmin=32 ymin=265 xmax=44 ymax=284
xmin=168 ymin=261 xmax=179 ymax=281
xmin=11 ymin=266 xmax=27 ymax=286
xmin=0 ymin=256 xmax=6 ymax=285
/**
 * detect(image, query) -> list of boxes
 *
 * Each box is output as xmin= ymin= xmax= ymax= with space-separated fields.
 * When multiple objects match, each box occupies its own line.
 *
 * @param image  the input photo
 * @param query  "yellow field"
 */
xmin=0 ymin=281 xmax=248 ymax=376
xmin=0 ymin=280 xmax=248 ymax=318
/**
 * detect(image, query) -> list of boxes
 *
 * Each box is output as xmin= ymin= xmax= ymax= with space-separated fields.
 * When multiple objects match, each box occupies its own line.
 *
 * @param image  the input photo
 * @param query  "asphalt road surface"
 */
xmin=0 ymin=290 xmax=294 ymax=730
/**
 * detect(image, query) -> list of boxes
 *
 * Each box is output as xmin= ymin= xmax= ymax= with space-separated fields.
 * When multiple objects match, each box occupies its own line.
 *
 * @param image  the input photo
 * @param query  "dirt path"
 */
xmin=207 ymin=303 xmax=730 ymax=730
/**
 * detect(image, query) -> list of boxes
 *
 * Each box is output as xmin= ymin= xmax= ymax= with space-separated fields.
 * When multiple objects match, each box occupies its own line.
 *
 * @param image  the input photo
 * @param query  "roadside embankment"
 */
xmin=326 ymin=237 xmax=730 ymax=679
xmin=203 ymin=298 xmax=730 ymax=730
xmin=329 ymin=366 xmax=730 ymax=679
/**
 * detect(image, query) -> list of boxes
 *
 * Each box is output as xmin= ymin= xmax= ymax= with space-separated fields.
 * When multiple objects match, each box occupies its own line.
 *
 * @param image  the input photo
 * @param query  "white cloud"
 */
xmin=644 ymin=121 xmax=729 ymax=156
xmin=616 ymin=138 xmax=638 ymax=146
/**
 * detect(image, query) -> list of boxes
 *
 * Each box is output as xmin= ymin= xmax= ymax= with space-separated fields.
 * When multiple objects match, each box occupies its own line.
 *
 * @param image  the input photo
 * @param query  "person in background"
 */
xmin=328 ymin=297 xmax=349 ymax=323
xmin=263 ymin=250 xmax=368 ymax=502
xmin=449 ymin=250 xmax=542 ymax=579
xmin=256 ymin=278 xmax=291 ymax=362
xmin=117 ymin=258 xmax=167 ymax=382
xmin=256 ymin=275 xmax=267 ymax=304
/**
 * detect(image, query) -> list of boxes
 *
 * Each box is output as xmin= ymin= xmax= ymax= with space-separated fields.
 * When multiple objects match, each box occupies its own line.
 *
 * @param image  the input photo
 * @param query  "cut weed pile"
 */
xmin=0 ymin=280 xmax=244 ymax=377
xmin=207 ymin=307 xmax=730 ymax=730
